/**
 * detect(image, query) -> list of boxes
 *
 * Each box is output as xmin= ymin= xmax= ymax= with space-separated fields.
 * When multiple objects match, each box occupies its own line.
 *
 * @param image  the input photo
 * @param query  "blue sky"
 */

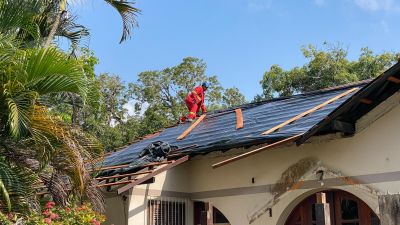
xmin=70 ymin=0 xmax=400 ymax=100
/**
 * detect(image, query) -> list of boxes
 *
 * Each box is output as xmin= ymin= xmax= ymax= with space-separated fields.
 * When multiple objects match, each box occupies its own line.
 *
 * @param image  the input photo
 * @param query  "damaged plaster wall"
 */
xmin=249 ymin=158 xmax=382 ymax=224
xmin=379 ymin=194 xmax=400 ymax=225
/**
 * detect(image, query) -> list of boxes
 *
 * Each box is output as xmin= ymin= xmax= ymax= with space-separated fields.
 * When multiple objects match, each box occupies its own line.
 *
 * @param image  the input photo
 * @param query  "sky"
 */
xmin=70 ymin=0 xmax=400 ymax=100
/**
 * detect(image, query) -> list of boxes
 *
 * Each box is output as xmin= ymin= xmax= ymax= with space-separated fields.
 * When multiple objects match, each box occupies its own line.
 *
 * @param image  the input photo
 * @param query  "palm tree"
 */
xmin=0 ymin=0 xmax=140 ymax=48
xmin=44 ymin=0 xmax=141 ymax=48
xmin=0 ymin=35 xmax=104 ymax=212
xmin=0 ymin=0 xmax=139 ymax=213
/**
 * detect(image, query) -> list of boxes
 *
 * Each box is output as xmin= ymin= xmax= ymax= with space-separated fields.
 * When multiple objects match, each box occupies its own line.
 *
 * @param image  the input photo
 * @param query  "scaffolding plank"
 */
xmin=177 ymin=114 xmax=206 ymax=140
xmin=235 ymin=108 xmax=244 ymax=129
xmin=212 ymin=134 xmax=303 ymax=169
xmin=261 ymin=88 xmax=359 ymax=136
xmin=117 ymin=155 xmax=190 ymax=194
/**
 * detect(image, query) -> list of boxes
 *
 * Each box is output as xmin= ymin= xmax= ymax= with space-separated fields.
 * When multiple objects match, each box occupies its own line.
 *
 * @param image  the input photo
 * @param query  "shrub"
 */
xmin=0 ymin=202 xmax=105 ymax=225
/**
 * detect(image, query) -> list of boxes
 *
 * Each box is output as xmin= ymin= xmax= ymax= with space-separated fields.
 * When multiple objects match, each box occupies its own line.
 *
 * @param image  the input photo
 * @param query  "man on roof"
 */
xmin=183 ymin=82 xmax=209 ymax=122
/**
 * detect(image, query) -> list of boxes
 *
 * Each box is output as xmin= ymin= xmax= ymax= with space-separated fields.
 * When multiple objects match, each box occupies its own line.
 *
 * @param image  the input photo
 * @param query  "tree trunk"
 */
xmin=43 ymin=11 xmax=62 ymax=49
xmin=43 ymin=0 xmax=67 ymax=48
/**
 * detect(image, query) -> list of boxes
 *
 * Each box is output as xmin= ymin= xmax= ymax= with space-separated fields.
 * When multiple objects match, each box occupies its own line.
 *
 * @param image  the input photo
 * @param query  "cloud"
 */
xmin=247 ymin=0 xmax=272 ymax=11
xmin=124 ymin=100 xmax=149 ymax=117
xmin=353 ymin=0 xmax=400 ymax=12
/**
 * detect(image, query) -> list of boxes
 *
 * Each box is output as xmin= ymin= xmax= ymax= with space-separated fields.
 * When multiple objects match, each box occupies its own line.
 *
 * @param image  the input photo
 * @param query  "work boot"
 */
xmin=187 ymin=118 xmax=194 ymax=122
xmin=178 ymin=116 xmax=187 ymax=124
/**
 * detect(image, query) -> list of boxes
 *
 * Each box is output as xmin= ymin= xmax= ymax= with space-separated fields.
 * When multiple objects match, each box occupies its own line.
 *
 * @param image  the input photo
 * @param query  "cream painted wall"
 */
xmin=107 ymin=92 xmax=400 ymax=225
xmin=104 ymin=194 xmax=127 ymax=225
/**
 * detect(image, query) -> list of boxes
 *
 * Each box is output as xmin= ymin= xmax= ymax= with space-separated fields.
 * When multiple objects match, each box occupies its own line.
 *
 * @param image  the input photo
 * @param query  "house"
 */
xmin=97 ymin=62 xmax=400 ymax=225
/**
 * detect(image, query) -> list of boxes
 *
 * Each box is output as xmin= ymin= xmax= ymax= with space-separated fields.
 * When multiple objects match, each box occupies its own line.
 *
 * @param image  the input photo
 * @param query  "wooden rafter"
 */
xmin=96 ymin=177 xmax=155 ymax=188
xmin=95 ymin=170 xmax=154 ymax=181
xmin=177 ymin=114 xmax=206 ymax=140
xmin=235 ymin=108 xmax=244 ymax=129
xmin=97 ymin=179 xmax=137 ymax=188
xmin=117 ymin=155 xmax=189 ymax=194
xmin=212 ymin=133 xmax=303 ymax=169
xmin=94 ymin=160 xmax=172 ymax=172
xmin=261 ymin=88 xmax=359 ymax=136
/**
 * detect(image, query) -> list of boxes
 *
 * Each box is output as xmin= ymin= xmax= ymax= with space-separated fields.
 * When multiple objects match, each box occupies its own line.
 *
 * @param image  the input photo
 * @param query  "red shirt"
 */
xmin=187 ymin=86 xmax=206 ymax=112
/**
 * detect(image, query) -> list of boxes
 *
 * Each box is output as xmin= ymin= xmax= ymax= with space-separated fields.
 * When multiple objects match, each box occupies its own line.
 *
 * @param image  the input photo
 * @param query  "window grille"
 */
xmin=147 ymin=197 xmax=190 ymax=225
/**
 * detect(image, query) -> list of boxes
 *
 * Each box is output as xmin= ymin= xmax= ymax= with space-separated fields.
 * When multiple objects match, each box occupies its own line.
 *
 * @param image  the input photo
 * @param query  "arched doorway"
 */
xmin=285 ymin=190 xmax=380 ymax=225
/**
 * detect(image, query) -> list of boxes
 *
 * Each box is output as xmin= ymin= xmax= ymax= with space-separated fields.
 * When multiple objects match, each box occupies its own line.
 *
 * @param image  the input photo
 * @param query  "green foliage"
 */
xmin=0 ymin=158 xmax=36 ymax=212
xmin=52 ymin=56 xmax=247 ymax=151
xmin=259 ymin=43 xmax=400 ymax=100
xmin=104 ymin=0 xmax=141 ymax=43
xmin=0 ymin=38 xmax=87 ymax=138
xmin=222 ymin=87 xmax=247 ymax=108
xmin=0 ymin=37 xmax=104 ymax=213
xmin=0 ymin=0 xmax=43 ymax=41
xmin=130 ymin=57 xmax=245 ymax=121
xmin=0 ymin=0 xmax=143 ymax=216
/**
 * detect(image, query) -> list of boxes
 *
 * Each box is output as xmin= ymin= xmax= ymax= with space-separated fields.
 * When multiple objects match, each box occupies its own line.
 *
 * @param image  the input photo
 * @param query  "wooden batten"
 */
xmin=118 ymin=155 xmax=189 ymax=194
xmin=177 ymin=114 xmax=206 ymax=140
xmin=235 ymin=108 xmax=244 ymax=129
xmin=261 ymin=88 xmax=359 ymax=136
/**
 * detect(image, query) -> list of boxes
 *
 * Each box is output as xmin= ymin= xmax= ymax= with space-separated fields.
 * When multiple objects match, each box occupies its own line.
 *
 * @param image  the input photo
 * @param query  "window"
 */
xmin=148 ymin=198 xmax=186 ymax=225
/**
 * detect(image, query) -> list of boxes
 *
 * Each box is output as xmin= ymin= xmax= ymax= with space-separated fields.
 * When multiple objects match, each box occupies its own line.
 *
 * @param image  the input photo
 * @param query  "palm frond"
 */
xmin=3 ymin=82 xmax=38 ymax=138
xmin=104 ymin=0 xmax=140 ymax=43
xmin=0 ymin=179 xmax=11 ymax=212
xmin=23 ymin=47 xmax=88 ymax=97
xmin=0 ymin=158 xmax=37 ymax=213
xmin=0 ymin=0 xmax=43 ymax=38
xmin=56 ymin=15 xmax=90 ymax=49
xmin=39 ymin=171 xmax=69 ymax=206
xmin=30 ymin=105 xmax=104 ymax=211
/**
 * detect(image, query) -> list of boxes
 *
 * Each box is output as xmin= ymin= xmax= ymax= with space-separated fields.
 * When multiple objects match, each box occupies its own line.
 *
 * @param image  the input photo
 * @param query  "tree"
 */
xmin=0 ymin=37 xmax=103 ymax=212
xmin=259 ymin=43 xmax=400 ymax=100
xmin=222 ymin=87 xmax=246 ymax=107
xmin=44 ymin=0 xmax=140 ymax=48
xmin=130 ymin=57 xmax=228 ymax=121
xmin=0 ymin=0 xmax=140 ymax=51
xmin=0 ymin=0 xmax=141 ymax=214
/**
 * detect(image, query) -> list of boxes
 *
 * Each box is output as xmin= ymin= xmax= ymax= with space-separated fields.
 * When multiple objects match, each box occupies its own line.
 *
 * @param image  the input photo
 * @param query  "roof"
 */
xmin=101 ymin=81 xmax=369 ymax=169
xmin=297 ymin=61 xmax=400 ymax=144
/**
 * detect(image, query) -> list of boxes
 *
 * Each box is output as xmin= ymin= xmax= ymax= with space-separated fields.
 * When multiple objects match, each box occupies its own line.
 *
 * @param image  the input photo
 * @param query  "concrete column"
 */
xmin=315 ymin=193 xmax=331 ymax=225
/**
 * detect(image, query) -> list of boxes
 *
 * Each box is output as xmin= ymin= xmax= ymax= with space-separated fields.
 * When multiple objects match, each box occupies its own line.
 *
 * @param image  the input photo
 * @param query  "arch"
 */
xmin=278 ymin=188 xmax=379 ymax=225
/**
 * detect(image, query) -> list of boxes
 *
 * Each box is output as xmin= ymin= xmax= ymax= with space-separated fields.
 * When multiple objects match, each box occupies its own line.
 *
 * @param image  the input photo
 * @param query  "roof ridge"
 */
xmin=207 ymin=79 xmax=371 ymax=116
